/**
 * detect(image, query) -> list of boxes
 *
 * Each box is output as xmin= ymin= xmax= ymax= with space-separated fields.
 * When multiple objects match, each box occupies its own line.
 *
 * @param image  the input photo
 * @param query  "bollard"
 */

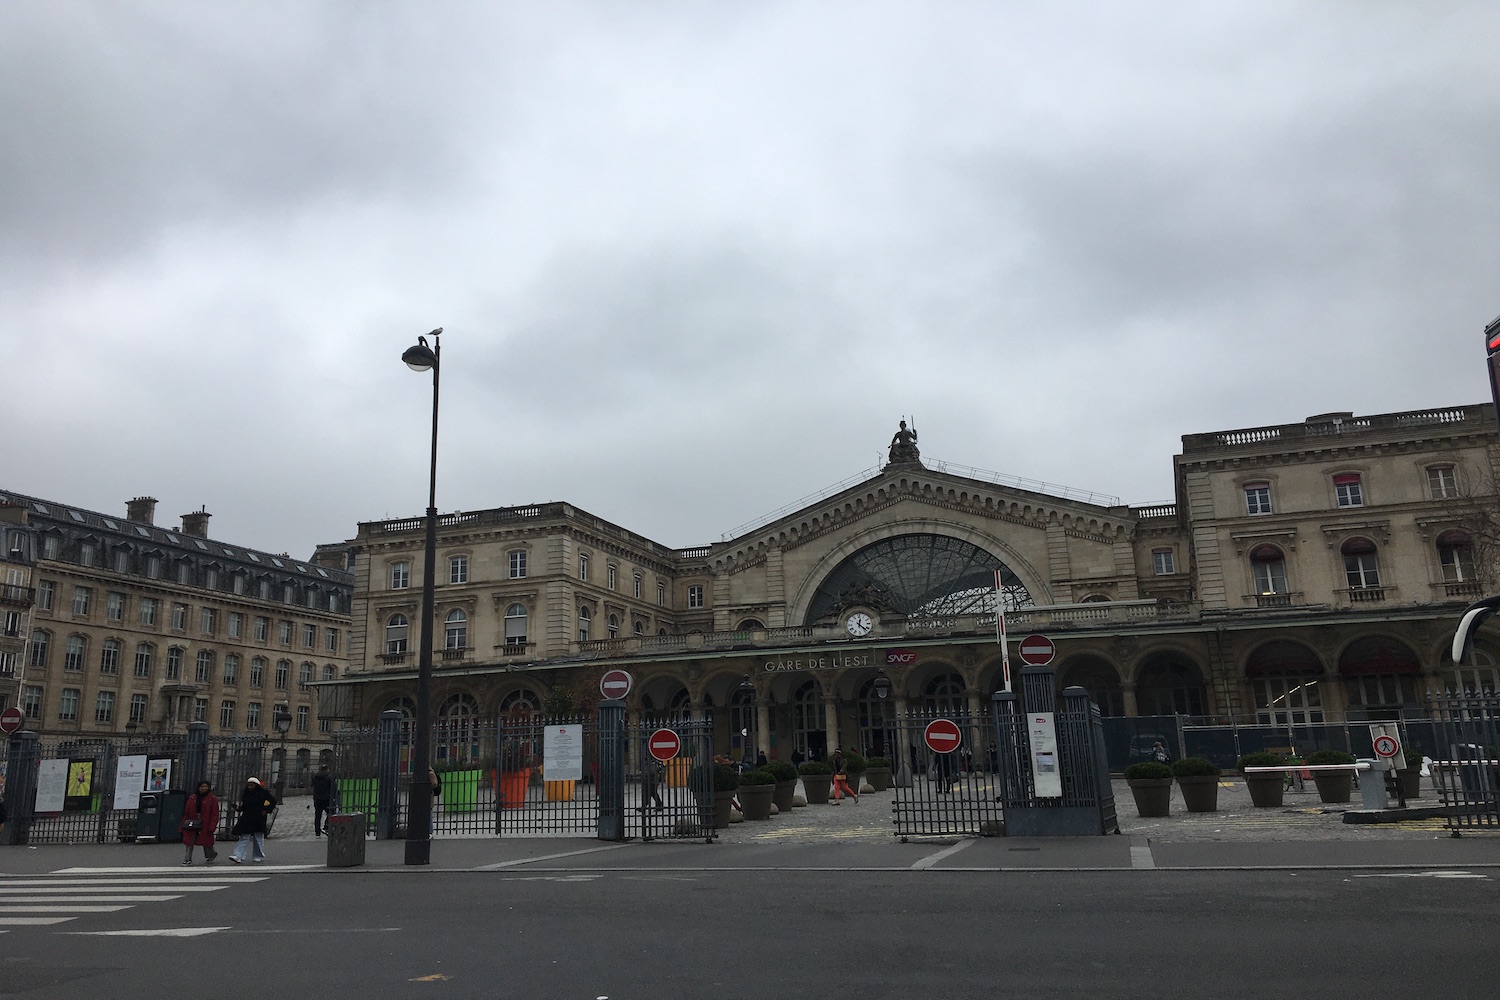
xmin=326 ymin=813 xmax=367 ymax=867
xmin=1359 ymin=760 xmax=1390 ymax=810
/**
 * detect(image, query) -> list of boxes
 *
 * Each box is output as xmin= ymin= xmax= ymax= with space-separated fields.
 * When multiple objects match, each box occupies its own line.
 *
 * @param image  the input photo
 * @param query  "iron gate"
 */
xmin=1428 ymin=693 xmax=1500 ymax=832
xmin=890 ymin=709 xmax=1003 ymax=839
xmin=628 ymin=720 xmax=715 ymax=843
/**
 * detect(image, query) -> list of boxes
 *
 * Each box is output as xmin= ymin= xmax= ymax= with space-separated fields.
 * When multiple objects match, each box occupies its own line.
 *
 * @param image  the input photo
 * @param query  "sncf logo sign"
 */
xmin=886 ymin=649 xmax=917 ymax=665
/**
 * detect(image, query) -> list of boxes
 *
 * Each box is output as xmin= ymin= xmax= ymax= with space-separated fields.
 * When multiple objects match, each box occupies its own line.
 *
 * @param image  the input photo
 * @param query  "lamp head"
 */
xmin=403 ymin=328 xmax=442 ymax=372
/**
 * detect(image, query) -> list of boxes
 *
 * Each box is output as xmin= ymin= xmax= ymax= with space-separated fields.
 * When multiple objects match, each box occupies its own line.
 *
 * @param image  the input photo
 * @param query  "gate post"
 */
xmin=597 ymin=699 xmax=626 ymax=842
xmin=990 ymin=692 xmax=1025 ymax=810
xmin=3 ymin=731 xmax=40 ymax=846
xmin=375 ymin=710 xmax=402 ymax=840
xmin=182 ymin=722 xmax=209 ymax=792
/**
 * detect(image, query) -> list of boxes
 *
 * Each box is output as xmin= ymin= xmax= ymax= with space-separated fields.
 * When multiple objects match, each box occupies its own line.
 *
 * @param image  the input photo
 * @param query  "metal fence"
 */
xmin=890 ymin=709 xmax=1004 ymax=839
xmin=1427 ymin=693 xmax=1500 ymax=832
xmin=628 ymin=720 xmax=715 ymax=843
xmin=1100 ymin=716 xmax=1444 ymax=773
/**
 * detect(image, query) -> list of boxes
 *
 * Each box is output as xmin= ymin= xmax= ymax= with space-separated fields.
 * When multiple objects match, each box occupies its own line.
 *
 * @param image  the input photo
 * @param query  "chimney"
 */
xmin=126 ymin=497 xmax=158 ymax=525
xmin=181 ymin=507 xmax=212 ymax=538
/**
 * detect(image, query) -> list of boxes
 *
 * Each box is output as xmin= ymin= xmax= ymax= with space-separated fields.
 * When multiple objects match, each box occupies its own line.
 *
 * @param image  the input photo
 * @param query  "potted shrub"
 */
xmin=864 ymin=757 xmax=892 ymax=792
xmin=765 ymin=760 xmax=799 ymax=813
xmin=737 ymin=768 xmax=776 ymax=820
xmin=712 ymin=763 xmax=739 ymax=829
xmin=1304 ymin=749 xmax=1356 ymax=803
xmin=1238 ymin=752 xmax=1288 ymax=807
xmin=1123 ymin=761 xmax=1173 ymax=817
xmin=498 ymin=738 xmax=534 ymax=810
xmin=843 ymin=751 xmax=868 ymax=789
xmin=798 ymin=759 xmax=833 ymax=804
xmin=1171 ymin=757 xmax=1221 ymax=813
xmin=1397 ymin=745 xmax=1423 ymax=800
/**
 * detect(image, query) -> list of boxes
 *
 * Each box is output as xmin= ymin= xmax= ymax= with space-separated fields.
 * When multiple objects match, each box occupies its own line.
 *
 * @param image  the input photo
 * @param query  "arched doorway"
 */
xmin=1339 ymin=636 xmax=1420 ymax=721
xmin=792 ymin=681 xmax=824 ymax=761
xmin=1135 ymin=656 xmax=1207 ymax=718
xmin=857 ymin=676 xmax=896 ymax=758
xmin=1245 ymin=641 xmax=1324 ymax=726
xmin=1056 ymin=656 xmax=1124 ymax=717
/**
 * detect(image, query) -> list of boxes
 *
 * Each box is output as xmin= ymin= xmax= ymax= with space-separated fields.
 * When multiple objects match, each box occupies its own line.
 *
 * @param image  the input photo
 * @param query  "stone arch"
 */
xmin=1056 ymin=654 xmax=1125 ymax=717
xmin=1133 ymin=651 xmax=1208 ymax=717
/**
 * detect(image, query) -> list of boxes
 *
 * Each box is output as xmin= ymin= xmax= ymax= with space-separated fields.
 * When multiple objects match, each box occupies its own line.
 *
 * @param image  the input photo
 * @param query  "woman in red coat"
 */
xmin=181 ymin=780 xmax=220 ymax=866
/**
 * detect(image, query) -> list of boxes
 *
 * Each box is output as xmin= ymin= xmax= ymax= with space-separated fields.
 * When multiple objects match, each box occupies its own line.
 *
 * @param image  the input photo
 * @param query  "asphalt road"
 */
xmin=1 ymin=865 xmax=1493 ymax=1000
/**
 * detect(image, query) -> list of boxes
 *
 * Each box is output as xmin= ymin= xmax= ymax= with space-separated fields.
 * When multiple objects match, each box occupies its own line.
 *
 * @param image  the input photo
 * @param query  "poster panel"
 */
xmin=35 ymin=758 xmax=68 ymax=812
xmin=146 ymin=759 xmax=173 ymax=793
xmin=1028 ymin=713 xmax=1063 ymax=798
xmin=543 ymin=724 xmax=584 ymax=782
xmin=66 ymin=760 xmax=95 ymax=810
xmin=113 ymin=755 xmax=149 ymax=810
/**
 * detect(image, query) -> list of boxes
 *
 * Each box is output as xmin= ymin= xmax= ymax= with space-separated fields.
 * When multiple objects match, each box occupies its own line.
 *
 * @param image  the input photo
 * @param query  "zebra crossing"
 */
xmin=0 ymin=866 xmax=290 ymax=932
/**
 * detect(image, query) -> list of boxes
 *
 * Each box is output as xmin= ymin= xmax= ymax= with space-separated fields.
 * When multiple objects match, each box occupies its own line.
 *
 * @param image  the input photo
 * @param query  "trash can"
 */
xmin=136 ymin=792 xmax=164 ymax=842
xmin=326 ymin=812 xmax=367 ymax=868
xmin=159 ymin=790 xmax=187 ymax=840
xmin=1359 ymin=760 xmax=1389 ymax=810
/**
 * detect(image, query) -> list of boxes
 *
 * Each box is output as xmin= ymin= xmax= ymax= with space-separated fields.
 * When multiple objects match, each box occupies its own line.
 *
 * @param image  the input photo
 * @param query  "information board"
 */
xmin=543 ymin=724 xmax=584 ymax=782
xmin=1028 ymin=713 xmax=1063 ymax=798
xmin=113 ymin=755 xmax=149 ymax=810
xmin=35 ymin=758 xmax=68 ymax=812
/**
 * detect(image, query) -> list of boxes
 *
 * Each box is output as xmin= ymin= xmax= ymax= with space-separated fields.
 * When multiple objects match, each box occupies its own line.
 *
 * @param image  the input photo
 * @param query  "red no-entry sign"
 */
xmin=923 ymin=718 xmax=962 ymax=754
xmin=647 ymin=728 xmax=682 ymax=762
xmin=1373 ymin=734 xmax=1401 ymax=758
xmin=599 ymin=669 xmax=633 ymax=700
xmin=0 ymin=706 xmax=23 ymax=734
xmin=1018 ymin=634 xmax=1056 ymax=666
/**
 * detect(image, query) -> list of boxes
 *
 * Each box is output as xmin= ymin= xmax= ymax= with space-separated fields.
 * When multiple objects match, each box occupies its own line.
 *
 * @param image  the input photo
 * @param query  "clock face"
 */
xmin=845 ymin=612 xmax=874 ymax=637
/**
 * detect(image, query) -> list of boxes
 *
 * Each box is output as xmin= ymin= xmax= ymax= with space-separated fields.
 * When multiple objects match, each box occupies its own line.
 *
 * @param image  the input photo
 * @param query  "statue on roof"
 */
xmin=887 ymin=418 xmax=921 ymax=467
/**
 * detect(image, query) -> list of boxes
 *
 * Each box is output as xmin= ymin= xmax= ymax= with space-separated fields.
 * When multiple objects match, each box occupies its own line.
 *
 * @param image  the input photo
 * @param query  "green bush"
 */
xmin=738 ymin=768 xmax=776 ymax=786
xmin=1238 ymin=751 xmax=1288 ymax=770
xmin=764 ymin=760 xmax=798 ymax=783
xmin=1171 ymin=757 xmax=1221 ymax=778
xmin=1304 ymin=749 xmax=1356 ymax=766
xmin=843 ymin=752 xmax=867 ymax=774
xmin=865 ymin=757 xmax=891 ymax=769
xmin=713 ymin=763 xmax=740 ymax=792
xmin=1400 ymin=744 xmax=1423 ymax=769
xmin=1124 ymin=762 xmax=1173 ymax=780
xmin=798 ymin=760 xmax=833 ymax=776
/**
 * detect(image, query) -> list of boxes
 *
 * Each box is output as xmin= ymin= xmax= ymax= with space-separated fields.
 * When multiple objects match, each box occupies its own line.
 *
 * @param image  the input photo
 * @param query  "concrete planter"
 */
xmin=772 ymin=780 xmax=798 ymax=813
xmin=1397 ymin=768 xmax=1422 ymax=800
xmin=739 ymin=784 xmax=774 ymax=820
xmin=864 ymin=767 xmax=891 ymax=792
xmin=801 ymin=774 xmax=833 ymax=804
xmin=1176 ymin=775 xmax=1219 ymax=813
xmin=1245 ymin=773 xmax=1285 ymax=808
xmin=1127 ymin=777 xmax=1173 ymax=818
xmin=1312 ymin=771 xmax=1352 ymax=803
xmin=713 ymin=789 xmax=736 ymax=829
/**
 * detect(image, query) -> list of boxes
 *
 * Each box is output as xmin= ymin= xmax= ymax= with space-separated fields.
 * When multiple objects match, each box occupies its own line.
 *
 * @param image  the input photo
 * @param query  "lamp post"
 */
xmin=272 ymin=704 xmax=291 ymax=802
xmin=402 ymin=328 xmax=443 ymax=865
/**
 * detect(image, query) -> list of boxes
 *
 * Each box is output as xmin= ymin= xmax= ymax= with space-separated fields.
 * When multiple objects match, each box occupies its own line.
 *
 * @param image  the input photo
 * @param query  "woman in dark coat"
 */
xmin=181 ymin=780 xmax=220 ymax=866
xmin=230 ymin=777 xmax=277 ymax=864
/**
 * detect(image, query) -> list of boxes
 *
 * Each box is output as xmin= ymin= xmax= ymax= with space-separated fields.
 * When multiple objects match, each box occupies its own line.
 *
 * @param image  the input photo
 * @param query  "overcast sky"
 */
xmin=5 ymin=2 xmax=1498 ymax=560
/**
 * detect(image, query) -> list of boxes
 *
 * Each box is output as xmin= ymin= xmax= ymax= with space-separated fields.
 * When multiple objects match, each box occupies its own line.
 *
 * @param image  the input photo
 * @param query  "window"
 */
xmin=64 ymin=635 xmax=86 ymax=670
xmin=607 ymin=565 xmax=617 ymax=590
xmin=1152 ymin=548 xmax=1176 ymax=576
xmin=1250 ymin=545 xmax=1288 ymax=595
xmin=386 ymin=615 xmax=409 ymax=655
xmin=578 ymin=606 xmax=591 ymax=642
xmin=200 ymin=607 xmax=217 ymax=635
xmin=195 ymin=650 xmax=214 ymax=683
xmin=320 ymin=717 xmax=331 ymax=734
xmin=657 ymin=583 xmax=666 ymax=607
xmin=282 ymin=582 xmax=295 ymax=604
xmin=302 ymin=623 xmax=316 ymax=648
xmin=258 ymin=579 xmax=272 ymax=600
xmin=1439 ymin=531 xmax=1477 ymax=584
xmin=59 ymin=688 xmax=80 ymax=722
xmin=171 ymin=603 xmax=188 ymax=630
xmin=1342 ymin=537 xmax=1381 ymax=589
xmin=298 ymin=662 xmax=312 ymax=689
xmin=325 ymin=627 xmax=339 ymax=652
xmin=296 ymin=705 xmax=309 ymax=733
xmin=113 ymin=549 xmax=129 ymax=573
xmin=449 ymin=555 xmax=468 ymax=585
xmin=504 ymin=604 xmax=527 ymax=649
xmin=106 ymin=591 xmax=126 ymax=622
xmin=391 ymin=561 xmax=410 ymax=590
xmin=139 ymin=598 xmax=158 ymax=627
xmin=250 ymin=657 xmax=265 ymax=688
xmin=100 ymin=639 xmax=121 ymax=675
xmin=29 ymin=630 xmax=50 ymax=669
xmin=275 ymin=660 xmax=290 ymax=690
xmin=578 ymin=554 xmax=589 ymax=582
xmin=43 ymin=535 xmax=60 ymax=560
xmin=254 ymin=616 xmax=269 ymax=642
xmin=228 ymin=612 xmax=243 ymax=639
xmin=220 ymin=700 xmax=236 ymax=729
xmin=278 ymin=620 xmax=292 ymax=645
xmin=1244 ymin=483 xmax=1273 ymax=516
xmin=688 ymin=585 xmax=704 ymax=609
xmin=246 ymin=702 xmax=262 ymax=730
xmin=129 ymin=693 xmax=148 ymax=724
xmin=23 ymin=685 xmax=43 ymax=719
xmin=509 ymin=550 xmax=527 ymax=579
xmin=37 ymin=580 xmax=55 ymax=610
xmin=72 ymin=586 xmax=92 ymax=616
xmin=633 ymin=573 xmax=642 ymax=599
xmin=79 ymin=542 xmax=97 ymax=567
xmin=134 ymin=643 xmax=153 ymax=678
xmin=1427 ymin=465 xmax=1459 ymax=500
xmin=166 ymin=646 xmax=183 ymax=680
xmin=634 ymin=619 xmax=645 ymax=635
xmin=204 ymin=568 xmax=219 ymax=590
xmin=224 ymin=654 xmax=240 ymax=685
xmin=608 ymin=614 xmax=619 ymax=639
xmin=95 ymin=691 xmax=116 ymax=724
xmin=445 ymin=609 xmax=467 ymax=650
xmin=1333 ymin=473 xmax=1363 ymax=508
xmin=233 ymin=574 xmax=247 ymax=596
xmin=177 ymin=562 xmax=192 ymax=585
xmin=146 ymin=554 xmax=162 ymax=579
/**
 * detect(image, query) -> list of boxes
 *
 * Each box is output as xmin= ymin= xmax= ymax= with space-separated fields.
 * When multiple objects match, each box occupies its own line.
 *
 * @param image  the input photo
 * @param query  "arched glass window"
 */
xmin=1135 ymin=658 xmax=1207 ymax=717
xmin=729 ymin=686 xmax=756 ymax=760
xmin=607 ymin=614 xmax=619 ymax=639
xmin=134 ymin=642 xmax=153 ymax=678
xmin=100 ymin=638 xmax=122 ymax=676
xmin=1245 ymin=640 xmax=1323 ymax=726
xmin=504 ymin=604 xmax=527 ymax=649
xmin=792 ymin=681 xmax=821 ymax=759
xmin=500 ymin=689 xmax=540 ymax=719
xmin=386 ymin=614 xmax=409 ymax=655
xmin=738 ymin=619 xmax=765 ymax=631
xmin=1057 ymin=656 xmax=1124 ymax=717
xmin=1438 ymin=530 xmax=1476 ymax=584
xmin=922 ymin=672 xmax=966 ymax=715
xmin=1341 ymin=537 xmax=1381 ymax=590
xmin=29 ymin=629 xmax=50 ymax=669
xmin=806 ymin=534 xmax=1034 ymax=623
xmin=1442 ymin=649 xmax=1499 ymax=696
xmin=445 ymin=609 xmax=467 ymax=650
xmin=1250 ymin=544 xmax=1287 ymax=596
xmin=577 ymin=606 xmax=591 ymax=643
xmin=437 ymin=693 xmax=481 ymax=765
xmin=857 ymin=677 xmax=896 ymax=757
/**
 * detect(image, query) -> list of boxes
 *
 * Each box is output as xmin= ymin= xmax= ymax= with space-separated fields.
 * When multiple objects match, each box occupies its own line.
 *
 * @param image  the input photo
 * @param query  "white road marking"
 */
xmin=911 ymin=840 xmax=975 ymax=870
xmin=69 ymin=927 xmax=231 ymax=937
xmin=0 ymin=896 xmax=185 ymax=904
xmin=52 ymin=865 xmax=314 ymax=874
xmin=0 ymin=905 xmax=132 ymax=913
xmin=476 ymin=843 xmax=635 ymax=870
xmin=1352 ymin=870 xmax=1489 ymax=880
xmin=0 ymin=879 xmax=259 ymax=888
xmin=0 ymin=917 xmax=75 ymax=926
xmin=1130 ymin=838 xmax=1156 ymax=870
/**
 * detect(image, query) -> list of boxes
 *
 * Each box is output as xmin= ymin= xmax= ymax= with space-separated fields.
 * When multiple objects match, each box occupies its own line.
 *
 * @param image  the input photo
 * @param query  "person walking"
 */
xmin=831 ymin=749 xmax=858 ymax=804
xmin=230 ymin=777 xmax=277 ymax=864
xmin=311 ymin=763 xmax=334 ymax=836
xmin=181 ymin=780 xmax=220 ymax=866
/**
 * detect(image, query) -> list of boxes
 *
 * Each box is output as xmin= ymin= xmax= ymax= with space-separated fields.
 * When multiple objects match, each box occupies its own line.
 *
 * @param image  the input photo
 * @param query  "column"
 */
xmin=823 ymin=697 xmax=840 ymax=756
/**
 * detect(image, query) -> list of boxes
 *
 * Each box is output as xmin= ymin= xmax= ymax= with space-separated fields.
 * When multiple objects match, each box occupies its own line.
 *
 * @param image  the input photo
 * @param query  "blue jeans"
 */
xmin=232 ymin=833 xmax=266 ymax=862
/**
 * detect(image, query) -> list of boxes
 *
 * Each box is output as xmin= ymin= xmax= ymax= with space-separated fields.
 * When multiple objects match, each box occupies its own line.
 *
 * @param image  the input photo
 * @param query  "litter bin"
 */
xmin=136 ymin=792 xmax=164 ymax=842
xmin=158 ymin=790 xmax=187 ymax=840
xmin=326 ymin=812 xmax=367 ymax=868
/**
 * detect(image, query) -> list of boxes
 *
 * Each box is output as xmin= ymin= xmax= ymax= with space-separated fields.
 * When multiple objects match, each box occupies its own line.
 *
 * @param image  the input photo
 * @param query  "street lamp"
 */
xmin=272 ymin=704 xmax=291 ymax=802
xmin=403 ymin=327 xmax=442 ymax=865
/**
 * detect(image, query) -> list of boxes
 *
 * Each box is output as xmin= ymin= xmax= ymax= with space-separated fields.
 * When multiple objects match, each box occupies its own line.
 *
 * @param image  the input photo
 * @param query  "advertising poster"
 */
xmin=66 ymin=760 xmax=95 ymax=810
xmin=113 ymin=754 xmax=149 ymax=810
xmin=146 ymin=759 xmax=173 ymax=792
xmin=34 ymin=758 xmax=68 ymax=812
xmin=543 ymin=724 xmax=584 ymax=782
